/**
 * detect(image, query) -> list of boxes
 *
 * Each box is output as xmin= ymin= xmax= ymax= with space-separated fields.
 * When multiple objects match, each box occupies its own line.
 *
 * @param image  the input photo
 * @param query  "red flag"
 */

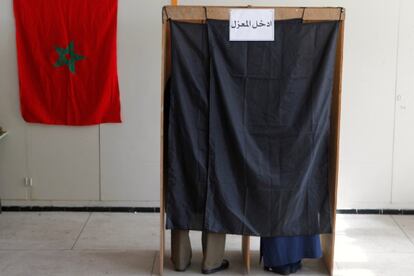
xmin=14 ymin=0 xmax=121 ymax=125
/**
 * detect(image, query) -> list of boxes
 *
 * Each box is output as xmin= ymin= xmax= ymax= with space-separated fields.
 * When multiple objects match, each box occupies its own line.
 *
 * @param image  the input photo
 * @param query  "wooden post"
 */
xmin=321 ymin=9 xmax=345 ymax=276
xmin=242 ymin=235 xmax=251 ymax=273
xmin=159 ymin=19 xmax=166 ymax=276
xmin=159 ymin=2 xmax=177 ymax=275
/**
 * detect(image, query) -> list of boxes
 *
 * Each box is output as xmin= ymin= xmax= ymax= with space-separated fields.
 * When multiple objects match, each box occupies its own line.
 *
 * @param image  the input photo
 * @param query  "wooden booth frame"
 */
xmin=160 ymin=6 xmax=345 ymax=276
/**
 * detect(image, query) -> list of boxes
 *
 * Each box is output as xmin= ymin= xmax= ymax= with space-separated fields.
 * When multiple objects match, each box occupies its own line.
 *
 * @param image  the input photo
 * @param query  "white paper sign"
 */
xmin=229 ymin=9 xmax=274 ymax=41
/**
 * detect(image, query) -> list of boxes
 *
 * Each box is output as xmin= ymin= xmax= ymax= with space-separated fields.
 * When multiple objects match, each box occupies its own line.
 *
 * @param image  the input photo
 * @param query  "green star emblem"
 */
xmin=54 ymin=41 xmax=84 ymax=74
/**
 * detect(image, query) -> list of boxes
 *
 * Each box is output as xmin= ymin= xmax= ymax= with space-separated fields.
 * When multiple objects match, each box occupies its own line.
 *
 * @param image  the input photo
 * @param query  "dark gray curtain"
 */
xmin=166 ymin=19 xmax=339 ymax=236
xmin=166 ymin=22 xmax=209 ymax=230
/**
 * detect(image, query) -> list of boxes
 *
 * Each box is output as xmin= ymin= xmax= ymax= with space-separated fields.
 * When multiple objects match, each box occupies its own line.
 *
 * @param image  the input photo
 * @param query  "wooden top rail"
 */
xmin=162 ymin=6 xmax=345 ymax=22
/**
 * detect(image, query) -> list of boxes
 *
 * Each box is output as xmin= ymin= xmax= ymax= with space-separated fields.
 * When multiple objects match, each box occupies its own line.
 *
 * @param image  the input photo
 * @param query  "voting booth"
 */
xmin=160 ymin=6 xmax=345 ymax=275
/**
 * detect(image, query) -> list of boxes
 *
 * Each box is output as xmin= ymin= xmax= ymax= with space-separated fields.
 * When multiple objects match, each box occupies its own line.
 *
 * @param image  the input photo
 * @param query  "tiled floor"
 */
xmin=0 ymin=213 xmax=414 ymax=275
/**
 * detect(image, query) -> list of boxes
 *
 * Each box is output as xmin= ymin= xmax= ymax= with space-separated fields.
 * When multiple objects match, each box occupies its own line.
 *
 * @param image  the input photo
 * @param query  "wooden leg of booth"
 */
xmin=321 ymin=233 xmax=334 ymax=276
xmin=242 ymin=235 xmax=251 ymax=274
xmin=160 ymin=4 xmax=172 ymax=275
xmin=159 ymin=212 xmax=165 ymax=275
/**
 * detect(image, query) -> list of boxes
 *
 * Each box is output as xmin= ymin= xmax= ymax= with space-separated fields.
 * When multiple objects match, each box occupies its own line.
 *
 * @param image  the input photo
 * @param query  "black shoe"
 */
xmin=264 ymin=265 xmax=290 ymax=275
xmin=201 ymin=259 xmax=230 ymax=274
xmin=264 ymin=261 xmax=302 ymax=275
xmin=290 ymin=261 xmax=302 ymax=273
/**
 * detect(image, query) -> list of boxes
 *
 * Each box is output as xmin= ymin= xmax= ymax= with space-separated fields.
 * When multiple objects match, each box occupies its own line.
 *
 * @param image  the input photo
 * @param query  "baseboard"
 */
xmin=1 ymin=206 xmax=413 ymax=214
xmin=1 ymin=200 xmax=159 ymax=207
xmin=337 ymin=209 xmax=414 ymax=215
xmin=1 ymin=206 xmax=160 ymax=212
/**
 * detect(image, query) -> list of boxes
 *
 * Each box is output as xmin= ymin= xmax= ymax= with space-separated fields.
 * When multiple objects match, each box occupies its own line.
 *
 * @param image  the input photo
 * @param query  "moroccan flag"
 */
xmin=14 ymin=0 xmax=121 ymax=125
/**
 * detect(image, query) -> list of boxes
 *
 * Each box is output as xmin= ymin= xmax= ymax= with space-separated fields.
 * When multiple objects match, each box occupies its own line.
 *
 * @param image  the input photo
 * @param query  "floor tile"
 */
xmin=336 ymin=215 xmax=402 ymax=235
xmin=335 ymin=252 xmax=414 ymax=276
xmin=392 ymin=215 xmax=414 ymax=243
xmin=74 ymin=213 xmax=159 ymax=250
xmin=335 ymin=215 xmax=414 ymax=253
xmin=0 ymin=212 xmax=89 ymax=250
xmin=0 ymin=249 xmax=155 ymax=276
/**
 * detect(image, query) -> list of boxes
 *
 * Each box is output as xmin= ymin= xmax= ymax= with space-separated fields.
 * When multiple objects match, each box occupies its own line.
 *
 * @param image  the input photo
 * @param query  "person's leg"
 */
xmin=171 ymin=229 xmax=192 ymax=271
xmin=201 ymin=232 xmax=229 ymax=274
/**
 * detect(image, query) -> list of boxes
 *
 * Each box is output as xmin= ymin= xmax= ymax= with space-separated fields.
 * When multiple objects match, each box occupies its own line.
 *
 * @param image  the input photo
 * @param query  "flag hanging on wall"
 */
xmin=14 ymin=0 xmax=121 ymax=125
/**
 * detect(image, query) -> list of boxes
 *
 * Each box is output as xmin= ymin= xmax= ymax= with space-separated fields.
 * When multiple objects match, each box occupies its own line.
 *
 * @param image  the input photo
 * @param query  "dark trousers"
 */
xmin=171 ymin=229 xmax=226 ymax=270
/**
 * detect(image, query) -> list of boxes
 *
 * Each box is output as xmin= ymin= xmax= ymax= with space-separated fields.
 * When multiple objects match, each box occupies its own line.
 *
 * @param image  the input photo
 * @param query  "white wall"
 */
xmin=391 ymin=0 xmax=414 ymax=205
xmin=0 ymin=0 xmax=168 ymax=207
xmin=1 ymin=0 xmax=413 ymax=209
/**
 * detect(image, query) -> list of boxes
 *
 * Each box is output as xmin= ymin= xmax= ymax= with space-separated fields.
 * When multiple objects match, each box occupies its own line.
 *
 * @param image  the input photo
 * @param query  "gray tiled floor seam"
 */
xmin=391 ymin=215 xmax=414 ymax=247
xmin=70 ymin=212 xmax=92 ymax=250
xmin=150 ymin=252 xmax=158 ymax=275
